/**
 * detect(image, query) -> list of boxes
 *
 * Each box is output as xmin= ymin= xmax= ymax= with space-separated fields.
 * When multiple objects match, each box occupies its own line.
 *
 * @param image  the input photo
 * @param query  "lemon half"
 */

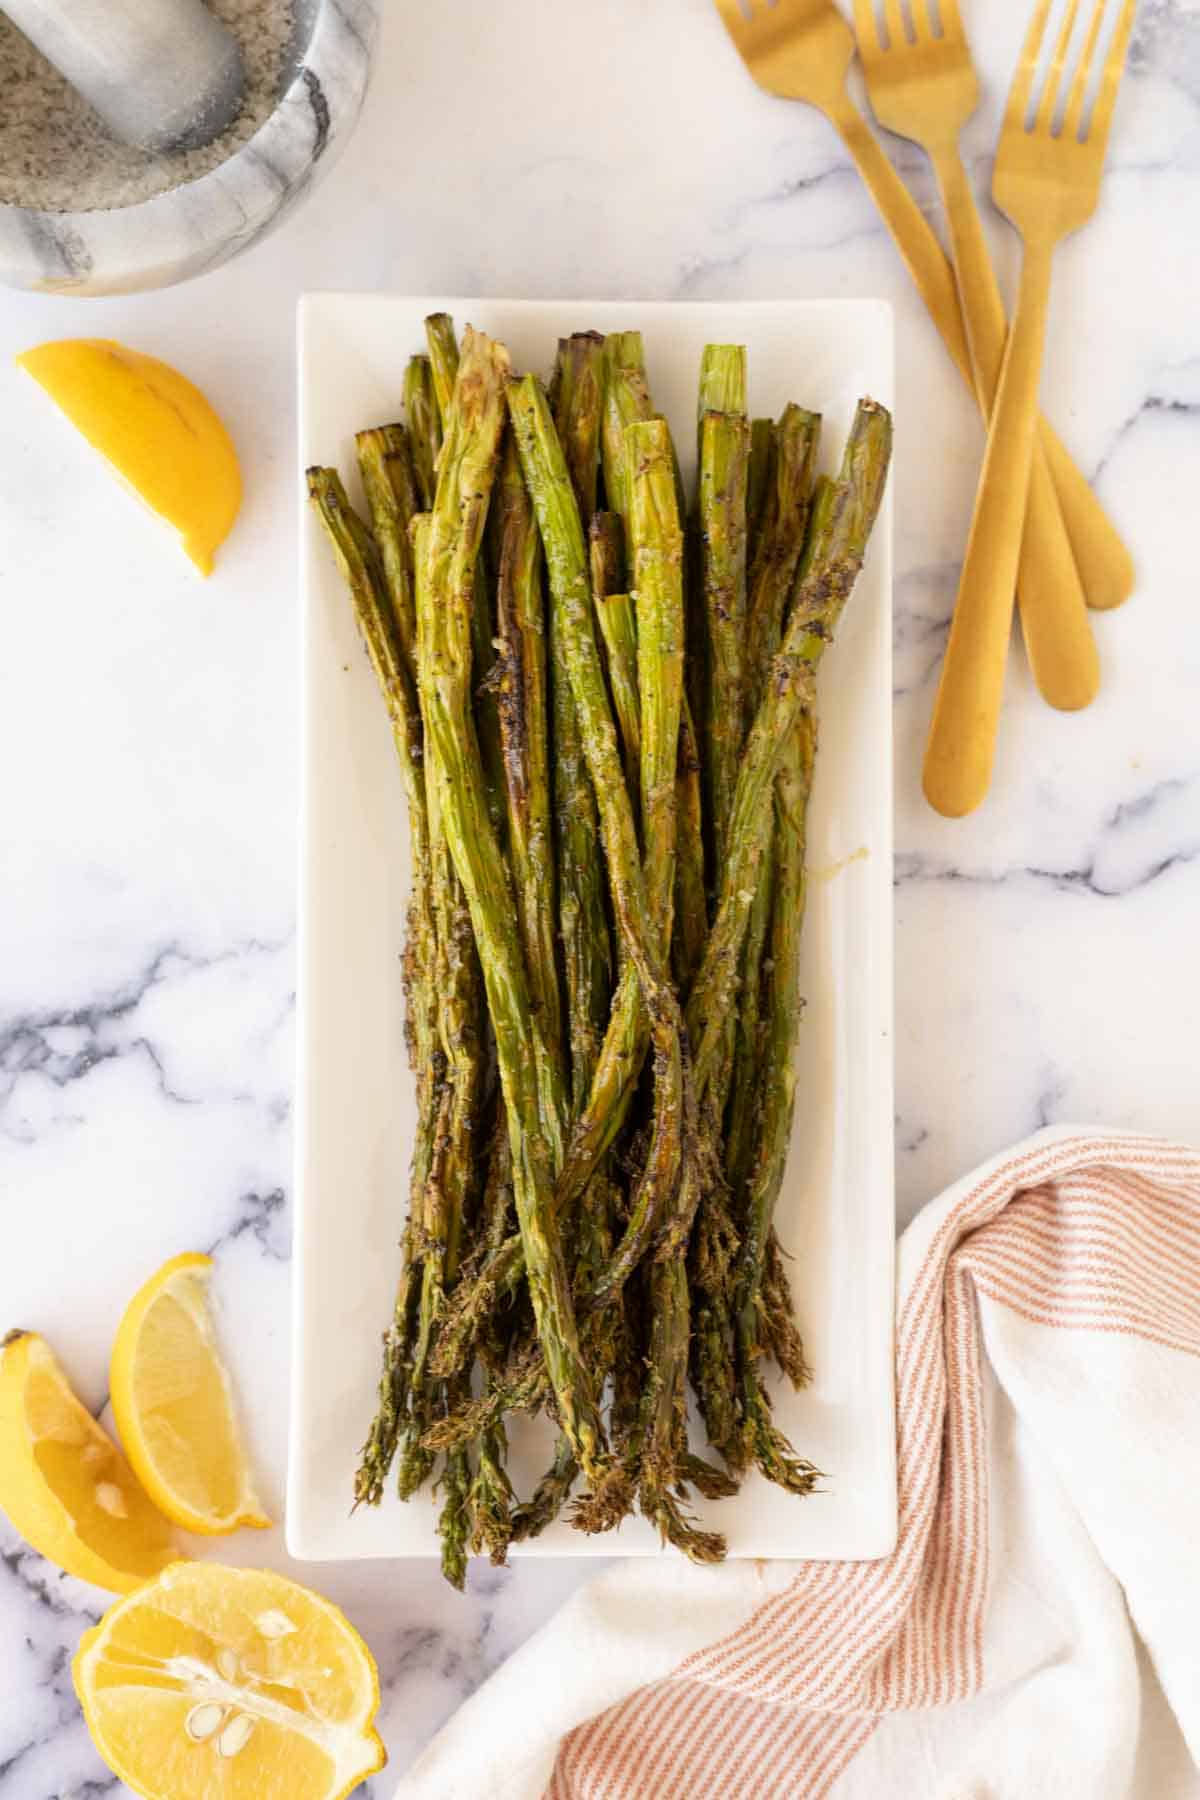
xmin=75 ymin=1562 xmax=387 ymax=1800
xmin=18 ymin=338 xmax=242 ymax=575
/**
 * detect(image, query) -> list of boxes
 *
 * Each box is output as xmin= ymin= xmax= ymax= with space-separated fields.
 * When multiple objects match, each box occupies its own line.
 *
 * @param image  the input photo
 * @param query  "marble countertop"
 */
xmin=1 ymin=1 xmax=1197 ymax=1793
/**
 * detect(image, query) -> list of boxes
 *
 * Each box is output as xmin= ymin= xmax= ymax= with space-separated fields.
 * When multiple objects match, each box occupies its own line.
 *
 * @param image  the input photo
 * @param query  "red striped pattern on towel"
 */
xmin=544 ymin=1136 xmax=1200 ymax=1799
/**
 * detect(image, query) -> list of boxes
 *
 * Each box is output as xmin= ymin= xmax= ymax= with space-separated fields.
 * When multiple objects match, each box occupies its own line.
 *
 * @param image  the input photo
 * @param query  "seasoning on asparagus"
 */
xmin=747 ymin=417 xmax=774 ymax=546
xmin=697 ymin=405 xmax=751 ymax=873
xmin=493 ymin=436 xmax=563 ymax=1079
xmin=305 ymin=469 xmax=437 ymax=1508
xmin=686 ymin=400 xmax=893 ymax=1100
xmin=550 ymin=341 xmax=614 ymax=1114
xmin=416 ymin=329 xmax=609 ymax=1488
xmin=404 ymin=355 xmax=442 ymax=511
xmin=356 ymin=424 xmax=421 ymax=676
xmin=509 ymin=381 xmax=692 ymax=1310
xmin=315 ymin=314 xmax=893 ymax=1580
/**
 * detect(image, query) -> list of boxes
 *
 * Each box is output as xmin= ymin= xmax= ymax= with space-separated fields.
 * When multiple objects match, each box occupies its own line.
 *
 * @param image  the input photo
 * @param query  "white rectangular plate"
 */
xmin=290 ymin=296 xmax=896 ymax=1563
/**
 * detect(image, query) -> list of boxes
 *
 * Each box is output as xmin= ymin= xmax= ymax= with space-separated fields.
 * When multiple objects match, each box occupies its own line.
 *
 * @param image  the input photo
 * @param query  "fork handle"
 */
xmin=923 ymin=239 xmax=1055 ymax=818
xmin=829 ymin=97 xmax=970 ymax=370
xmin=828 ymin=95 xmax=1132 ymax=614
xmin=932 ymin=148 xmax=1097 ymax=713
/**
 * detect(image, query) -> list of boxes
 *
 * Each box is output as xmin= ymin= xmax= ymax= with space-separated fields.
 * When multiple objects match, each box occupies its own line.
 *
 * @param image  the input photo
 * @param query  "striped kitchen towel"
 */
xmin=394 ymin=1127 xmax=1200 ymax=1798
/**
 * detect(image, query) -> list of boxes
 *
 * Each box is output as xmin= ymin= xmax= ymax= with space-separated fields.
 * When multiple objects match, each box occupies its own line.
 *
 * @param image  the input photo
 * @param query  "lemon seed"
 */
xmin=94 ymin=1482 xmax=128 ymax=1519
xmin=216 ymin=1713 xmax=256 ymax=1758
xmin=255 ymin=1609 xmax=297 ymax=1639
xmin=185 ymin=1703 xmax=225 ymax=1743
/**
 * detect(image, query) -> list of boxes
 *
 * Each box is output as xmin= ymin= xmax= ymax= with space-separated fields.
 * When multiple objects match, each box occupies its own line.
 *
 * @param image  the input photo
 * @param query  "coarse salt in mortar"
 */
xmin=0 ymin=0 xmax=296 ymax=213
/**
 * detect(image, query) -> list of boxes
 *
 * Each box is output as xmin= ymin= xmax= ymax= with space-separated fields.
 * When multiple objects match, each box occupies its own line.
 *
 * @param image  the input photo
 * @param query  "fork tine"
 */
xmin=1082 ymin=0 xmax=1137 ymax=146
xmin=938 ymin=0 xmax=966 ymax=38
xmin=852 ymin=0 xmax=883 ymax=53
xmin=883 ymin=0 xmax=907 ymax=47
xmin=1061 ymin=0 xmax=1108 ymax=137
xmin=712 ymin=0 xmax=746 ymax=36
xmin=1035 ymin=0 xmax=1083 ymax=134
xmin=1005 ymin=0 xmax=1054 ymax=130
xmin=910 ymin=0 xmax=935 ymax=41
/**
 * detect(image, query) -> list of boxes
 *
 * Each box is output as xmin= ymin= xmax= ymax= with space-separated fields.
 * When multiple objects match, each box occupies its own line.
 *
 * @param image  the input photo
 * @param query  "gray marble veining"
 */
xmin=1 ymin=0 xmax=1199 ymax=1792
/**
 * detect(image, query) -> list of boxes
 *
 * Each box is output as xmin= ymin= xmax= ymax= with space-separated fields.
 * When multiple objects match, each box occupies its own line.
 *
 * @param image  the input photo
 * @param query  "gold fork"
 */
xmin=854 ymin=0 xmax=1098 ymax=713
xmin=923 ymin=0 xmax=1138 ymax=817
xmin=712 ymin=0 xmax=1135 ymax=610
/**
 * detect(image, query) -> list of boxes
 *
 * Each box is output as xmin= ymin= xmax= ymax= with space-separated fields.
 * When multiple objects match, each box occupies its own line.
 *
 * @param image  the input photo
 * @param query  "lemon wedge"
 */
xmin=110 ymin=1253 xmax=269 ymax=1536
xmin=0 ymin=1329 xmax=180 ymax=1593
xmin=75 ymin=1562 xmax=387 ymax=1800
xmin=17 ymin=338 xmax=242 ymax=575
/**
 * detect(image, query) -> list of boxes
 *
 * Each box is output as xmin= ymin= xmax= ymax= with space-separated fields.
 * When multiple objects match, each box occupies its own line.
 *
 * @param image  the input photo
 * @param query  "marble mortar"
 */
xmin=0 ymin=0 xmax=377 ymax=296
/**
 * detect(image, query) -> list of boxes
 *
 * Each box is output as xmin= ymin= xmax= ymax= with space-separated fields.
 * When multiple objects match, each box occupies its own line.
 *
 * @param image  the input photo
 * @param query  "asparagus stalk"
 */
xmin=429 ymin=1230 xmax=523 ymax=1383
xmin=693 ymin=429 xmax=887 ymax=1482
xmin=600 ymin=335 xmax=707 ymax=922
xmin=404 ymin=355 xmax=442 ymax=511
xmin=436 ymin=1415 xmax=472 ymax=1591
xmin=633 ymin=419 xmax=684 ymax=928
xmin=688 ymin=1180 xmax=741 ymax=1465
xmin=356 ymin=424 xmax=421 ymax=676
xmin=514 ymin=373 xmax=695 ymax=1531
xmin=493 ymin=436 xmax=564 ymax=1080
xmin=685 ymin=400 xmax=893 ymax=1102
xmin=305 ymin=468 xmax=439 ymax=1508
xmin=424 ymin=312 xmax=508 ymax=845
xmin=624 ymin=418 xmax=721 ymax=1560
xmin=492 ymin=421 xmax=586 ymax=1537
xmin=594 ymin=593 xmax=640 ymax=786
xmin=424 ymin=311 xmax=460 ymax=427
xmin=596 ymin=339 xmax=709 ymax=1131
xmin=722 ymin=418 xmax=821 ymax=1194
xmin=698 ymin=408 xmax=751 ymax=873
xmin=730 ymin=478 xmax=848 ymax=1481
xmin=408 ymin=515 xmax=487 ymax=1406
xmin=555 ymin=333 xmax=606 ymax=518
xmin=588 ymin=508 xmax=625 ymax=601
xmin=600 ymin=331 xmax=654 ymax=523
xmin=510 ymin=381 xmax=695 ymax=1287
xmin=747 ymin=417 xmax=774 ymax=549
xmin=634 ymin=1254 xmax=725 ymax=1565
xmin=762 ymin=1230 xmax=811 ymax=1388
xmin=509 ymin=1436 xmax=579 ymax=1543
xmin=590 ymin=514 xmax=640 ymax=787
xmin=698 ymin=344 xmax=747 ymax=430
xmin=550 ymin=343 xmax=614 ymax=1114
xmin=729 ymin=718 xmax=820 ymax=1492
xmin=721 ymin=825 xmax=776 ymax=1194
xmin=674 ymin=699 xmax=707 ymax=993
xmin=466 ymin=1413 xmax=517 ymax=1566
xmin=415 ymin=330 xmax=607 ymax=1483
xmin=744 ymin=407 xmax=822 ymax=719
xmin=510 ymin=383 xmax=716 ymax=1564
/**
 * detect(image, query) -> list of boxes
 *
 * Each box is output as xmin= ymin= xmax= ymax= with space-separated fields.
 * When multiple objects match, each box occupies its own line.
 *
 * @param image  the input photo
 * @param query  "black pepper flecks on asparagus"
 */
xmin=318 ymin=317 xmax=893 ymax=1579
xmin=404 ymin=356 xmax=442 ymax=512
xmin=550 ymin=339 xmax=614 ymax=1116
xmin=723 ymin=411 xmax=822 ymax=1202
xmin=686 ymin=401 xmax=892 ymax=1102
xmin=415 ymin=330 xmax=610 ymax=1489
xmin=493 ymin=435 xmax=564 ymax=1086
xmin=305 ymin=469 xmax=438 ymax=1509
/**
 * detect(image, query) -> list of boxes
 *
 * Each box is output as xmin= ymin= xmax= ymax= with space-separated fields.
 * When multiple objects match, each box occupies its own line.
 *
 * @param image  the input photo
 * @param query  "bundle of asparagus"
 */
xmin=308 ymin=316 xmax=891 ymax=1586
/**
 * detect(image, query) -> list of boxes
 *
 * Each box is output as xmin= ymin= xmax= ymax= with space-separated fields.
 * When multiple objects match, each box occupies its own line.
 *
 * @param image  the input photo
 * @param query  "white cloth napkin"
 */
xmin=394 ymin=1127 xmax=1200 ymax=1799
